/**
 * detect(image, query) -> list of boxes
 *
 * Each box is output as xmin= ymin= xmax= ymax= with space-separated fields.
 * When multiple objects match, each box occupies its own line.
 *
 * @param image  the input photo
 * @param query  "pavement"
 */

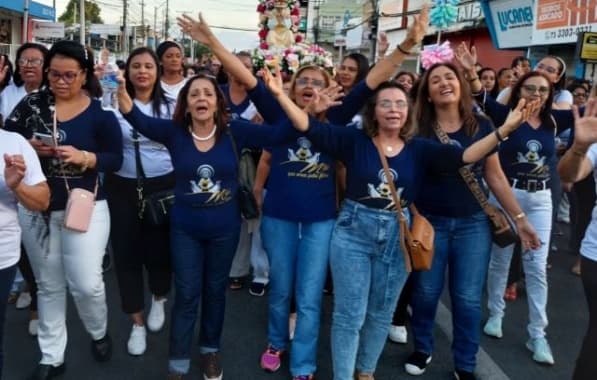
xmin=4 ymin=222 xmax=587 ymax=380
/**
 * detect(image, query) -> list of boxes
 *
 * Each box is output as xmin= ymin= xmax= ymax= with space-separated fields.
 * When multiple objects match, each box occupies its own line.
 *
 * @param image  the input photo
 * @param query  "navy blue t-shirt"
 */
xmin=480 ymin=94 xmax=574 ymax=186
xmin=220 ymin=84 xmax=253 ymax=120
xmin=417 ymin=117 xmax=497 ymax=217
xmin=306 ymin=118 xmax=465 ymax=210
xmin=123 ymin=104 xmax=298 ymax=237
xmin=4 ymin=99 xmax=123 ymax=211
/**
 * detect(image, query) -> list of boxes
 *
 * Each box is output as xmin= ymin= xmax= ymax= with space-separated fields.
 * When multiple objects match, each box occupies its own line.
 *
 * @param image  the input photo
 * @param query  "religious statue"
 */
xmin=265 ymin=1 xmax=295 ymax=48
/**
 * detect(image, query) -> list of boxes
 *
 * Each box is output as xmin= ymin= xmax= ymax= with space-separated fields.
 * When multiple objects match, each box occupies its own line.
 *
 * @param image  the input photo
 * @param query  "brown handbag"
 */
xmin=433 ymin=124 xmax=518 ymax=247
xmin=374 ymin=139 xmax=435 ymax=272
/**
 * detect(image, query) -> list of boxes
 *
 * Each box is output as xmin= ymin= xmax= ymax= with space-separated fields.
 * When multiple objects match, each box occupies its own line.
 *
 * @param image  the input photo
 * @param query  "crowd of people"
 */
xmin=0 ymin=6 xmax=596 ymax=380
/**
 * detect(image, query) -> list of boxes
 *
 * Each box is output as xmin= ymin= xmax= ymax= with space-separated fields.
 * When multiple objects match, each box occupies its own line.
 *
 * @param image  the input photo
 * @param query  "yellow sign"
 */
xmin=579 ymin=32 xmax=597 ymax=61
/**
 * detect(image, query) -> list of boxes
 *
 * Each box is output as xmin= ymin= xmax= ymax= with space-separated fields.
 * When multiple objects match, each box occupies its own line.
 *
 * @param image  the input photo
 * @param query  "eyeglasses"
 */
xmin=295 ymin=77 xmax=325 ymax=88
xmin=573 ymin=92 xmax=588 ymax=98
xmin=377 ymin=99 xmax=408 ymax=109
xmin=535 ymin=63 xmax=558 ymax=75
xmin=46 ymin=69 xmax=84 ymax=84
xmin=522 ymin=84 xmax=550 ymax=95
xmin=18 ymin=58 xmax=44 ymax=67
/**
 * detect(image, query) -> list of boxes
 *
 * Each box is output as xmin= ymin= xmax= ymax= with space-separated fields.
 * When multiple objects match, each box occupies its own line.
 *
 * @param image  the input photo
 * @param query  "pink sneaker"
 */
xmin=260 ymin=345 xmax=284 ymax=372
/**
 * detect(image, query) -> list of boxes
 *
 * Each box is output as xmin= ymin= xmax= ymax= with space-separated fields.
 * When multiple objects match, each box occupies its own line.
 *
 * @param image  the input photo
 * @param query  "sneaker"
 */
xmin=200 ymin=352 xmax=223 ymax=380
xmin=229 ymin=277 xmax=243 ymax=290
xmin=483 ymin=316 xmax=503 ymax=338
xmin=167 ymin=373 xmax=184 ymax=380
xmin=404 ymin=351 xmax=432 ymax=375
xmin=91 ymin=333 xmax=112 ymax=362
xmin=127 ymin=324 xmax=147 ymax=356
xmin=147 ymin=297 xmax=166 ymax=332
xmin=249 ymin=282 xmax=266 ymax=296
xmin=28 ymin=318 xmax=39 ymax=336
xmin=260 ymin=345 xmax=284 ymax=372
xmin=28 ymin=363 xmax=66 ymax=380
xmin=526 ymin=337 xmax=555 ymax=365
xmin=388 ymin=325 xmax=408 ymax=344
xmin=454 ymin=369 xmax=477 ymax=380
xmin=16 ymin=291 xmax=32 ymax=309
xmin=292 ymin=375 xmax=314 ymax=380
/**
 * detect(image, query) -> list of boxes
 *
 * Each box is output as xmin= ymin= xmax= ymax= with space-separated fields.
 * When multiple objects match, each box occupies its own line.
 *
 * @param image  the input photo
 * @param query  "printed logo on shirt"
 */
xmin=188 ymin=164 xmax=232 ymax=205
xmin=282 ymin=137 xmax=330 ymax=180
xmin=361 ymin=168 xmax=405 ymax=210
xmin=515 ymin=140 xmax=548 ymax=175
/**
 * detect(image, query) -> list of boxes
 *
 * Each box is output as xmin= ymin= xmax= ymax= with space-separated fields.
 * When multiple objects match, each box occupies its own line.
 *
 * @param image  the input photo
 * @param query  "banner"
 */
xmin=32 ymin=22 xmax=65 ymax=38
xmin=532 ymin=0 xmax=597 ymax=45
xmin=486 ymin=0 xmax=534 ymax=48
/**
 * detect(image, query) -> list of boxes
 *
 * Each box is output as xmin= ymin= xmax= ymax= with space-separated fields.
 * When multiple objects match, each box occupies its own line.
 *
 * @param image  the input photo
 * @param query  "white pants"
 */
xmin=229 ymin=217 xmax=270 ymax=284
xmin=19 ymin=201 xmax=110 ymax=365
xmin=487 ymin=188 xmax=552 ymax=339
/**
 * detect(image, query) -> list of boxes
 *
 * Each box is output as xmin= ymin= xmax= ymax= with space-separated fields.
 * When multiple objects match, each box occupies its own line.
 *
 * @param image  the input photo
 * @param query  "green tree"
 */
xmin=58 ymin=0 xmax=103 ymax=26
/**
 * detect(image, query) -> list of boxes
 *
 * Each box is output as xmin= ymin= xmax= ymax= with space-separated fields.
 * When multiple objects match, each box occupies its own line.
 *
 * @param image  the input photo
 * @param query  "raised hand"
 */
xmin=260 ymin=62 xmax=284 ymax=98
xmin=572 ymin=98 xmax=597 ymax=148
xmin=502 ymin=98 xmax=540 ymax=134
xmin=177 ymin=13 xmax=216 ymax=46
xmin=0 ymin=55 xmax=9 ymax=86
xmin=404 ymin=4 xmax=430 ymax=46
xmin=3 ymin=154 xmax=26 ymax=190
xmin=377 ymin=32 xmax=390 ymax=57
xmin=306 ymin=85 xmax=344 ymax=115
xmin=454 ymin=42 xmax=477 ymax=72
xmin=115 ymin=70 xmax=133 ymax=114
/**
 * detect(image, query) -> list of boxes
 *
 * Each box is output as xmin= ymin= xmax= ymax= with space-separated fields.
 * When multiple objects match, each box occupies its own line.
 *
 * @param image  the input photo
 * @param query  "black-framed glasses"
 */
xmin=46 ymin=69 xmax=84 ymax=84
xmin=18 ymin=58 xmax=44 ymax=67
xmin=522 ymin=84 xmax=550 ymax=95
xmin=573 ymin=92 xmax=588 ymax=98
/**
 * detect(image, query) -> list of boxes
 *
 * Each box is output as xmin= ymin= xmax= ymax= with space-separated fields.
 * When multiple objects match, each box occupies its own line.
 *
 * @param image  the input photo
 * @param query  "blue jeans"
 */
xmin=410 ymin=211 xmax=491 ymax=372
xmin=0 ymin=264 xmax=17 ymax=379
xmin=168 ymin=227 xmax=240 ymax=374
xmin=330 ymin=200 xmax=409 ymax=380
xmin=261 ymin=216 xmax=334 ymax=376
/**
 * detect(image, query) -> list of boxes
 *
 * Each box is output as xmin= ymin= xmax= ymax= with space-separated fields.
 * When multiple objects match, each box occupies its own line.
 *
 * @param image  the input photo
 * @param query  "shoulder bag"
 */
xmin=433 ymin=124 xmax=518 ymax=247
xmin=227 ymin=129 xmax=259 ymax=220
xmin=132 ymin=129 xmax=175 ymax=226
xmin=373 ymin=139 xmax=435 ymax=272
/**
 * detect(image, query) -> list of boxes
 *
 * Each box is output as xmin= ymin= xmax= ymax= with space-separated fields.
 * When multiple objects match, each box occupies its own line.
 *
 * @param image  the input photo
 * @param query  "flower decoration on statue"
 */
xmin=257 ymin=0 xmax=303 ymax=50
xmin=252 ymin=43 xmax=335 ymax=81
xmin=430 ymin=0 xmax=459 ymax=29
xmin=420 ymin=41 xmax=454 ymax=70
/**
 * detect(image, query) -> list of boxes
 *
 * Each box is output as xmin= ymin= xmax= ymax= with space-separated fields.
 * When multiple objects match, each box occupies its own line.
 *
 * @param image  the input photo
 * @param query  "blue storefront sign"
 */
xmin=481 ymin=0 xmax=534 ymax=49
xmin=0 ymin=0 xmax=55 ymax=21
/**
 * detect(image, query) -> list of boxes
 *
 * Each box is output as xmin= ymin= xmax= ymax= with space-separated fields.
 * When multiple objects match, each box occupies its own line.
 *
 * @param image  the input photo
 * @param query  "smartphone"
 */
xmin=34 ymin=132 xmax=56 ymax=146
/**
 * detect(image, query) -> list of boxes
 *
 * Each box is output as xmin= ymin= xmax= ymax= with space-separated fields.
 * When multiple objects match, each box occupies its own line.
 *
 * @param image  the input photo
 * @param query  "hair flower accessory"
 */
xmin=420 ymin=41 xmax=454 ymax=70
xmin=430 ymin=0 xmax=459 ymax=29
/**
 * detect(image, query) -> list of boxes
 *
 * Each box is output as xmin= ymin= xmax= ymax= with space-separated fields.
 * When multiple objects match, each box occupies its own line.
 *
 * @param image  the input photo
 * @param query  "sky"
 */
xmin=37 ymin=0 xmax=259 ymax=51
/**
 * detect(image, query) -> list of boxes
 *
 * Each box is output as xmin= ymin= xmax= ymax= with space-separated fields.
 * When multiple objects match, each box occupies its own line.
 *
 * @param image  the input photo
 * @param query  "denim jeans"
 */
xmin=0 ymin=264 xmax=17 ymax=379
xmin=261 ymin=215 xmax=334 ymax=376
xmin=410 ymin=211 xmax=491 ymax=372
xmin=19 ymin=201 xmax=110 ymax=366
xmin=168 ymin=226 xmax=239 ymax=374
xmin=487 ymin=188 xmax=552 ymax=339
xmin=330 ymin=200 xmax=409 ymax=380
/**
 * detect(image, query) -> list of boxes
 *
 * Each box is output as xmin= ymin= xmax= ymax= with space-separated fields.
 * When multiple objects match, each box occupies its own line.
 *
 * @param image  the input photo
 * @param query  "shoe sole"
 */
xmin=203 ymin=370 xmax=223 ymax=380
xmin=404 ymin=356 xmax=432 ymax=376
xmin=249 ymin=290 xmax=265 ymax=296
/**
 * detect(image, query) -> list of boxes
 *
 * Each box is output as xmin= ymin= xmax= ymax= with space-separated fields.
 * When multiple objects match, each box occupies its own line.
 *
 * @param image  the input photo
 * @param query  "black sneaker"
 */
xmin=249 ymin=282 xmax=266 ymax=297
xmin=91 ymin=333 xmax=112 ymax=362
xmin=28 ymin=363 xmax=66 ymax=380
xmin=454 ymin=369 xmax=476 ymax=380
xmin=404 ymin=351 xmax=432 ymax=375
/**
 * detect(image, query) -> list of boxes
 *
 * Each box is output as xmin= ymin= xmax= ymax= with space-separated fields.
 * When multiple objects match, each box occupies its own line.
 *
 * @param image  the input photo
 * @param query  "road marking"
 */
xmin=437 ymin=302 xmax=510 ymax=380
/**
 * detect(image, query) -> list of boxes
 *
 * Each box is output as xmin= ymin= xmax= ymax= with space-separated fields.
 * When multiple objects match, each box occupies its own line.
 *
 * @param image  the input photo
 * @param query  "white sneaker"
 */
xmin=147 ymin=297 xmax=166 ymax=332
xmin=483 ymin=316 xmax=503 ymax=338
xmin=526 ymin=337 xmax=555 ymax=365
xmin=28 ymin=318 xmax=38 ymax=336
xmin=127 ymin=324 xmax=147 ymax=356
xmin=388 ymin=325 xmax=408 ymax=344
xmin=16 ymin=291 xmax=32 ymax=309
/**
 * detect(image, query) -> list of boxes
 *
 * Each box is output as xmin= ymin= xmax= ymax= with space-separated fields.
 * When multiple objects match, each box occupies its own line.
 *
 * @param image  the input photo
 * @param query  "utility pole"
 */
xmin=122 ymin=0 xmax=128 ymax=54
xmin=79 ymin=0 xmax=85 ymax=45
xmin=154 ymin=6 xmax=158 ymax=47
xmin=141 ymin=0 xmax=145 ymax=44
xmin=165 ymin=0 xmax=169 ymax=39
xmin=369 ymin=0 xmax=379 ymax=63
xmin=23 ymin=0 xmax=30 ymax=43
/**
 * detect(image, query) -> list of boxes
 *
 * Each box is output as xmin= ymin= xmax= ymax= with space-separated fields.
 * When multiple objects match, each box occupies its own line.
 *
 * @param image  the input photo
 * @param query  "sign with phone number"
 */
xmin=531 ymin=0 xmax=597 ymax=45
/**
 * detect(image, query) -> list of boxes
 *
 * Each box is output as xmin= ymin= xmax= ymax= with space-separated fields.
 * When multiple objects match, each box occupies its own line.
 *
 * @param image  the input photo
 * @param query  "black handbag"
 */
xmin=132 ymin=129 xmax=175 ymax=226
xmin=227 ymin=130 xmax=260 ymax=219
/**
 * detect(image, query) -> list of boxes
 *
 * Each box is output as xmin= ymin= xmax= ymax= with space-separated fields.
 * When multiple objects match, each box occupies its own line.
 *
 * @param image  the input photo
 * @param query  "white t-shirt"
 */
xmin=0 ymin=130 xmax=46 ymax=269
xmin=581 ymin=144 xmax=597 ymax=261
xmin=161 ymin=78 xmax=188 ymax=103
xmin=0 ymin=84 xmax=28 ymax=122
xmin=113 ymin=99 xmax=175 ymax=178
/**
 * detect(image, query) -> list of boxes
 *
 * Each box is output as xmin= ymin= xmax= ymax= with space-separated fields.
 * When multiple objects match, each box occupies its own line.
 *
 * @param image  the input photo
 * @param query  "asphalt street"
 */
xmin=4 ymin=222 xmax=587 ymax=380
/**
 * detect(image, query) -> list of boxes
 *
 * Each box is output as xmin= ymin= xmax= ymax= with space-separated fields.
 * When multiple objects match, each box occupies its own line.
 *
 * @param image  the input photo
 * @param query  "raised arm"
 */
xmin=261 ymin=65 xmax=309 ymax=132
xmin=558 ymin=99 xmax=597 ymax=182
xmin=178 ymin=13 xmax=258 ymax=90
xmin=365 ymin=5 xmax=429 ymax=89
xmin=454 ymin=42 xmax=483 ymax=93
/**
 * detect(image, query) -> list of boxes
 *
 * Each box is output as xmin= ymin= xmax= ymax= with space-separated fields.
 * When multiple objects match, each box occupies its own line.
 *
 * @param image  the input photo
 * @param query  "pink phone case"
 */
xmin=63 ymin=188 xmax=96 ymax=232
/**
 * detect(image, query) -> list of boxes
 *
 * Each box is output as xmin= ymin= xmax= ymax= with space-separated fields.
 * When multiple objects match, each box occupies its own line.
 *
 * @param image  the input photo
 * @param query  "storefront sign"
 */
xmin=578 ymin=32 xmax=597 ymax=61
xmin=532 ymin=0 xmax=597 ymax=45
xmin=32 ymin=21 xmax=64 ymax=38
xmin=485 ymin=0 xmax=534 ymax=48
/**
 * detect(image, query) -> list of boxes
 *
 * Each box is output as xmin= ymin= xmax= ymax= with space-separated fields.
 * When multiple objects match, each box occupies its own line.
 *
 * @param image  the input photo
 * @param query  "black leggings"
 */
xmin=573 ymin=256 xmax=597 ymax=380
xmin=570 ymin=176 xmax=596 ymax=254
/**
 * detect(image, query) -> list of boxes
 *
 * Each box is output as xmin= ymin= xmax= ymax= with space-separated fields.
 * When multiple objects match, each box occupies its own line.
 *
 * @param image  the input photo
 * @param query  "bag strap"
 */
xmin=432 ymin=124 xmax=499 ymax=219
xmin=53 ymin=109 xmax=98 ymax=196
xmin=226 ymin=127 xmax=246 ymax=187
xmin=372 ymin=137 xmax=413 ymax=273
xmin=131 ymin=128 xmax=147 ymax=207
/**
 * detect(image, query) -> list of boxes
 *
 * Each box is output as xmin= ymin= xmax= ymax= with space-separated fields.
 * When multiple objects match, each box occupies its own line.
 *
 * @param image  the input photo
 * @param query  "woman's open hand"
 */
xmin=177 ymin=13 xmax=216 ymax=46
xmin=260 ymin=62 xmax=284 ymax=98
xmin=454 ymin=42 xmax=477 ymax=72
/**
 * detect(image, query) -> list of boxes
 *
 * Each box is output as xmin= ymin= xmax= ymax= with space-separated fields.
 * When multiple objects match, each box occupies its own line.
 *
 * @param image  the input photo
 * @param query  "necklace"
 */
xmin=385 ymin=145 xmax=393 ymax=152
xmin=190 ymin=125 xmax=217 ymax=141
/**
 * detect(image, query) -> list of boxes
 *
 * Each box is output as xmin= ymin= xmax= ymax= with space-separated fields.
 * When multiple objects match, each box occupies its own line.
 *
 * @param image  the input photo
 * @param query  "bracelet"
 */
xmin=494 ymin=129 xmax=505 ymax=142
xmin=81 ymin=150 xmax=89 ymax=172
xmin=513 ymin=212 xmax=526 ymax=221
xmin=468 ymin=75 xmax=479 ymax=82
xmin=397 ymin=44 xmax=411 ymax=55
xmin=571 ymin=148 xmax=587 ymax=157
